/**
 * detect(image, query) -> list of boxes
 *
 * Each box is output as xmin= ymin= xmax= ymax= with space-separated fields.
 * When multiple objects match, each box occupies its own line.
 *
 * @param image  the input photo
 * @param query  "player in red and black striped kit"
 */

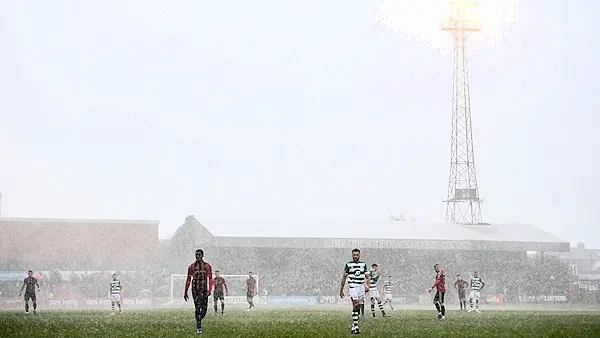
xmin=19 ymin=270 xmax=40 ymax=315
xmin=213 ymin=270 xmax=229 ymax=315
xmin=428 ymin=263 xmax=446 ymax=320
xmin=184 ymin=249 xmax=214 ymax=334
xmin=454 ymin=275 xmax=469 ymax=310
xmin=244 ymin=272 xmax=257 ymax=311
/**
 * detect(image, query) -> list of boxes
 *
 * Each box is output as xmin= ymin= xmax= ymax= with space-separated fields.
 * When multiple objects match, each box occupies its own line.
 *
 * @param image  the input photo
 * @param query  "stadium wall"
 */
xmin=0 ymin=217 xmax=159 ymax=270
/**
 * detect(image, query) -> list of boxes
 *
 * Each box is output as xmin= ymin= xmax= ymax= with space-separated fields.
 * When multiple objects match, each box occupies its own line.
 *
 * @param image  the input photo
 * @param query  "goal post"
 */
xmin=170 ymin=274 xmax=259 ymax=305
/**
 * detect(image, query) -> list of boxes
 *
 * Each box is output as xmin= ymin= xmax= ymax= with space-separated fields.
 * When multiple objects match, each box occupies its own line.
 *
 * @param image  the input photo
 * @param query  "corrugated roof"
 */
xmin=202 ymin=220 xmax=565 ymax=243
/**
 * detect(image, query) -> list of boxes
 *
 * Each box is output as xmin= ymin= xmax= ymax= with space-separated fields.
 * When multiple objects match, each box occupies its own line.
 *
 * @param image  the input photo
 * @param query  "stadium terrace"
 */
xmin=181 ymin=218 xmax=572 ymax=304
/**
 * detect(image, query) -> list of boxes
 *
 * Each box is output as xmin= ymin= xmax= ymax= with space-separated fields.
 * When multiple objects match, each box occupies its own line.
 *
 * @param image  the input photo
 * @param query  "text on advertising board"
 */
xmin=326 ymin=239 xmax=471 ymax=249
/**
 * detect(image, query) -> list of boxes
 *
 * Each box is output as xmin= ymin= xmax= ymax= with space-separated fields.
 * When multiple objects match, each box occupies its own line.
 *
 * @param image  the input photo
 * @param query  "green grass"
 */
xmin=1 ymin=308 xmax=600 ymax=338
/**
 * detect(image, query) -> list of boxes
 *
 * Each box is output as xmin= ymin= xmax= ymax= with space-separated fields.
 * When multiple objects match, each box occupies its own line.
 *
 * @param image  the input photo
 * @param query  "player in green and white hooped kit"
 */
xmin=368 ymin=264 xmax=390 ymax=317
xmin=383 ymin=276 xmax=398 ymax=311
xmin=468 ymin=271 xmax=485 ymax=313
xmin=340 ymin=248 xmax=370 ymax=335
xmin=109 ymin=273 xmax=123 ymax=314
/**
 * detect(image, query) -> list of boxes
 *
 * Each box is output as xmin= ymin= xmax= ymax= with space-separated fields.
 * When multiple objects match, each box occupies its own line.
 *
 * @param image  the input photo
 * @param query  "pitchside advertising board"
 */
xmin=0 ymin=294 xmax=567 ymax=309
xmin=0 ymin=297 xmax=154 ymax=309
xmin=171 ymin=296 xmax=319 ymax=306
xmin=518 ymin=295 xmax=568 ymax=303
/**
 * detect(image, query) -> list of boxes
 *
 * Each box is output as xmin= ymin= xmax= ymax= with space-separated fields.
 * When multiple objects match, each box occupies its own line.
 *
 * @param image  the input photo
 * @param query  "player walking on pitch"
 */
xmin=454 ymin=275 xmax=468 ymax=311
xmin=19 ymin=270 xmax=40 ymax=315
xmin=109 ymin=273 xmax=124 ymax=314
xmin=213 ymin=270 xmax=229 ymax=315
xmin=184 ymin=249 xmax=214 ymax=334
xmin=468 ymin=271 xmax=485 ymax=312
xmin=340 ymin=248 xmax=370 ymax=334
xmin=368 ymin=264 xmax=390 ymax=317
xmin=428 ymin=263 xmax=446 ymax=320
xmin=243 ymin=272 xmax=257 ymax=311
xmin=383 ymin=276 xmax=398 ymax=311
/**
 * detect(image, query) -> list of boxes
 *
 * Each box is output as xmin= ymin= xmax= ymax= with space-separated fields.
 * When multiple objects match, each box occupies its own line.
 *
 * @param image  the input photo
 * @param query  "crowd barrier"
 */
xmin=0 ymin=297 xmax=154 ymax=309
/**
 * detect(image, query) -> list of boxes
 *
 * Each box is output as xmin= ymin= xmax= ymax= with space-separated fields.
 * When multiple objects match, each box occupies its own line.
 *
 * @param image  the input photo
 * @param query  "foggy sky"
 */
xmin=0 ymin=0 xmax=598 ymax=247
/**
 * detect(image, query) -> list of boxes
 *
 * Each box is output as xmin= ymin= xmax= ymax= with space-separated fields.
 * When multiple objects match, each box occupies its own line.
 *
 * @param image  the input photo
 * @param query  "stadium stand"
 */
xmin=170 ymin=217 xmax=572 ymax=305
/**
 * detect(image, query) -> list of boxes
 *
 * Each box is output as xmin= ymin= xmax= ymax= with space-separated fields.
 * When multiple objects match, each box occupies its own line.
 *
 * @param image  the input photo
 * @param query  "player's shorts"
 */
xmin=458 ymin=290 xmax=466 ymax=300
xmin=348 ymin=285 xmax=365 ymax=303
xmin=24 ymin=293 xmax=36 ymax=302
xmin=213 ymin=291 xmax=224 ymax=302
xmin=368 ymin=288 xmax=380 ymax=299
xmin=433 ymin=291 xmax=445 ymax=305
xmin=192 ymin=292 xmax=209 ymax=310
xmin=110 ymin=293 xmax=122 ymax=302
xmin=469 ymin=290 xmax=481 ymax=300
xmin=384 ymin=293 xmax=393 ymax=301
xmin=246 ymin=292 xmax=254 ymax=301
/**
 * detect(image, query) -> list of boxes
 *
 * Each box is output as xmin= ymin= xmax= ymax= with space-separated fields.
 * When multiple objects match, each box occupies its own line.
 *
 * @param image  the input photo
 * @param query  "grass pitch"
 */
xmin=1 ymin=308 xmax=599 ymax=338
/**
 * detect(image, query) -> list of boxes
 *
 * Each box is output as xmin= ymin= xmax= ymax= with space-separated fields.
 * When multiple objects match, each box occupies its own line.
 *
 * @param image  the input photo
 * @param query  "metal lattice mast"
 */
xmin=442 ymin=1 xmax=483 ymax=224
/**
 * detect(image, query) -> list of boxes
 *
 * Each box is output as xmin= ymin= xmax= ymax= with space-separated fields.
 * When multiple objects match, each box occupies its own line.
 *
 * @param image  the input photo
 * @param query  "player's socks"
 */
xmin=25 ymin=302 xmax=29 ymax=313
xmin=352 ymin=307 xmax=360 ymax=333
xmin=434 ymin=302 xmax=441 ymax=313
xmin=360 ymin=303 xmax=365 ymax=316
xmin=371 ymin=304 xmax=376 ymax=317
xmin=475 ymin=299 xmax=479 ymax=310
xmin=214 ymin=304 xmax=218 ymax=313
xmin=441 ymin=304 xmax=446 ymax=316
xmin=352 ymin=308 xmax=359 ymax=329
xmin=221 ymin=303 xmax=225 ymax=314
xmin=378 ymin=301 xmax=386 ymax=315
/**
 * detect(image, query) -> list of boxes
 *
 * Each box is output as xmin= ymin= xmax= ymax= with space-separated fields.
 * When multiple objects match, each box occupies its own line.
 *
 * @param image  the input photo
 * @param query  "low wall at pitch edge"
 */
xmin=1 ymin=293 xmax=575 ymax=310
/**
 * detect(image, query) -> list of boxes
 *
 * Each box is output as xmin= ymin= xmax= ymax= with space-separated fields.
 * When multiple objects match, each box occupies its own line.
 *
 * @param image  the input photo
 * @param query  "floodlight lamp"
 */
xmin=442 ymin=0 xmax=482 ymax=32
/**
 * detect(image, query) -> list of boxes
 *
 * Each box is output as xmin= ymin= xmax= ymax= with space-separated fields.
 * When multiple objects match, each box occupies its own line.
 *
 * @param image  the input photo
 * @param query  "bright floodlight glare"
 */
xmin=377 ymin=0 xmax=520 ymax=53
xmin=442 ymin=0 xmax=482 ymax=32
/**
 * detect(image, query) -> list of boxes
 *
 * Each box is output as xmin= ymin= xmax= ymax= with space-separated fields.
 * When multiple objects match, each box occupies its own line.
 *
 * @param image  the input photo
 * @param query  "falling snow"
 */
xmin=1 ymin=1 xmax=600 ymax=337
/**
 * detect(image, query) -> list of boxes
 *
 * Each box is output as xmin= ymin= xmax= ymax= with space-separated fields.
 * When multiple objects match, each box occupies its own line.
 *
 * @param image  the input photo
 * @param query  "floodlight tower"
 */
xmin=442 ymin=1 xmax=483 ymax=224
